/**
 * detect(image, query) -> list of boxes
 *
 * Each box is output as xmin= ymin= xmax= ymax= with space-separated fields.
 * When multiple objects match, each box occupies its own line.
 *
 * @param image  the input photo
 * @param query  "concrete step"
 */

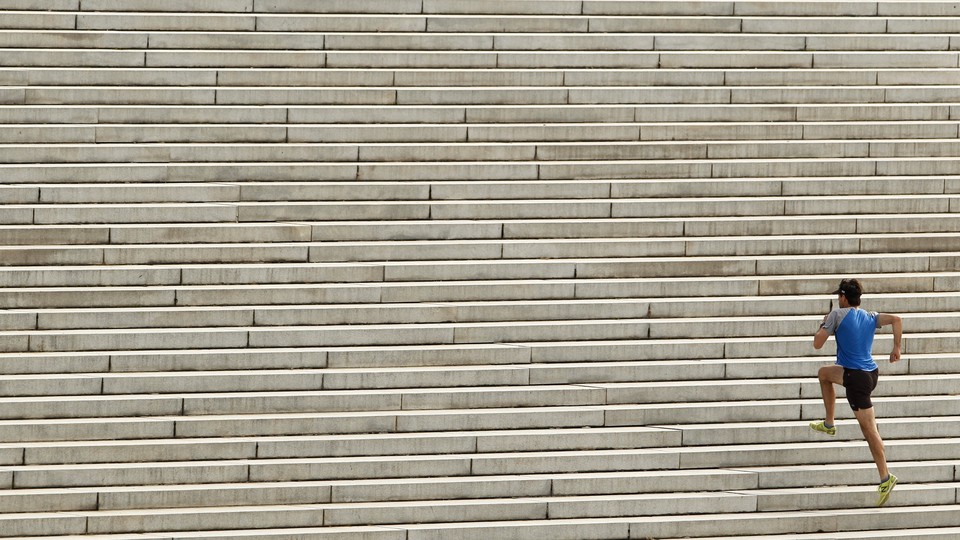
xmin=0 ymin=223 xmax=315 ymax=245
xmin=607 ymin=391 xmax=960 ymax=426
xmin=0 ymin=456 xmax=947 ymax=511
xmin=1 ymin=257 xmax=955 ymax=288
xmin=5 ymin=0 xmax=248 ymax=12
xmin=0 ymin=12 xmax=77 ymax=31
xmin=0 ymin=338 xmax=948 ymax=374
xmin=2 ymin=0 xmax=951 ymax=17
xmin=6 ymin=156 xmax=960 ymax=182
xmin=2 ymin=290 xmax=956 ymax=330
xmin=0 ymin=406 xmax=606 ymax=442
xmin=0 ymin=66 xmax=218 ymax=86
xmin=0 ymin=279 xmax=583 ymax=307
xmin=0 ymin=348 xmax=334 ymax=374
xmin=2 ymin=352 xmax=957 ymax=394
xmin=22 ymin=156 xmax=960 ymax=180
xmin=517 ymin=331 xmax=946 ymax=363
xmin=0 ymin=343 xmax=534 ymax=373
xmin=682 ymin=528 xmax=960 ymax=540
xmin=9 ymin=290 xmax=954 ymax=330
xmin=8 ymin=32 xmax=958 ymax=54
xmin=0 ymin=262 xmax=392 ymax=286
xmin=0 ymin=31 xmax=334 ymax=51
xmin=353 ymin=504 xmax=960 ymax=539
xmin=25 ymin=182 xmax=246 ymax=202
xmin=665 ymin=415 xmax=960 ymax=447
xmin=3 ymin=158 xmax=944 ymax=184
xmin=25 ymin=182 xmax=427 ymax=202
xmin=595 ymin=374 xmax=960 ymax=405
xmin=241 ymin=195 xmax=960 ymax=221
xmin=0 ymin=459 xmax=944 ymax=512
xmin=0 ymin=482 xmax=956 ymax=535
xmin=3 ymin=317 xmax=660 ymax=351
xmin=2 ymin=237 xmax=958 ymax=271
xmin=4 ymin=263 xmax=959 ymax=307
xmin=301 ymin=213 xmax=960 ymax=240
xmin=0 ymin=369 xmax=335 ymax=396
xmin=0 ymin=104 xmax=290 ymax=125
xmin=5 ymin=511 xmax=960 ymax=539
xmin=0 ymin=81 xmax=956 ymax=104
xmin=637 ymin=505 xmax=960 ymax=539
xmin=1 ymin=426 xmax=675 ymax=463
xmin=0 ymin=133 xmax=906 ymax=160
xmin=4 ymin=193 xmax=960 ymax=226
xmin=2 ymin=373 xmax=960 ymax=419
xmin=0 ymin=243 xmax=318 ymax=265
xmin=12 ymin=85 xmax=960 ymax=107
xmin=0 ymin=339 xmax=949 ymax=373
xmin=13 ymin=299 xmax=654 ymax=329
xmin=7 ymin=176 xmax=957 ymax=202
xmin=0 ymin=476 xmax=951 ymax=525
xmin=4 ymin=388 xmax=960 ymax=443
xmin=325 ymin=234 xmax=960 ymax=260
xmin=0 ymin=438 xmax=957 ymax=488
xmin=3 ymin=104 xmax=956 ymax=127
xmin=5 ymin=233 xmax=960 ymax=266
xmin=4 ymin=120 xmax=960 ymax=143
xmin=321 ymin=121 xmax=960 ymax=142
xmin=500 ymin=332 xmax=937 ymax=363
xmin=216 ymin=352 xmax=953 ymax=384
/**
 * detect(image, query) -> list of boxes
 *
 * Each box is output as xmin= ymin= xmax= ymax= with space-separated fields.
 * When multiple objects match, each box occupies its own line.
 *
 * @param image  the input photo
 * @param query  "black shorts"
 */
xmin=843 ymin=368 xmax=879 ymax=411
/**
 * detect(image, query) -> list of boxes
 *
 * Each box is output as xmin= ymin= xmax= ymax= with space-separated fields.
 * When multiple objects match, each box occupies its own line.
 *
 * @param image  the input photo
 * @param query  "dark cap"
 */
xmin=831 ymin=278 xmax=862 ymax=300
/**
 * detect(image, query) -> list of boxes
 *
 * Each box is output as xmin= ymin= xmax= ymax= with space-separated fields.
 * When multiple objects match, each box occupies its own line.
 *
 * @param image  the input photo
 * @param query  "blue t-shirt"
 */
xmin=821 ymin=307 xmax=880 ymax=371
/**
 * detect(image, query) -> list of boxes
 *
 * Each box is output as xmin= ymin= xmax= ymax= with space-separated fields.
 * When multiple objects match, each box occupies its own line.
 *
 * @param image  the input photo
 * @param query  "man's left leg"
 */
xmin=810 ymin=365 xmax=843 ymax=435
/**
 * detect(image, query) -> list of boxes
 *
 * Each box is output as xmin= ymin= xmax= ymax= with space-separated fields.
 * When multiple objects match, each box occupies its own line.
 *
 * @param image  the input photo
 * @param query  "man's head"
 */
xmin=832 ymin=278 xmax=863 ymax=307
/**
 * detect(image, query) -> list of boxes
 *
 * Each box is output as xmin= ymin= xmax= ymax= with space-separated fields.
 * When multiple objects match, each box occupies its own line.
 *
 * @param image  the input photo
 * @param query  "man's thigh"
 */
xmin=844 ymin=368 xmax=879 ymax=411
xmin=818 ymin=364 xmax=844 ymax=385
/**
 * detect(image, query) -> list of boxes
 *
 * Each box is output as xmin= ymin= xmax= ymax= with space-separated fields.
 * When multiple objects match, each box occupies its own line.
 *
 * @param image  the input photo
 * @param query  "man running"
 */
xmin=809 ymin=278 xmax=902 ymax=507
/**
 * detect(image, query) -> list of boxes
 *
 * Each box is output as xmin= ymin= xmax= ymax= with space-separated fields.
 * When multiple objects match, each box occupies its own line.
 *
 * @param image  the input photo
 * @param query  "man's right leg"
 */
xmin=854 ymin=406 xmax=889 ymax=480
xmin=855 ymin=405 xmax=897 ymax=506
xmin=817 ymin=365 xmax=844 ymax=427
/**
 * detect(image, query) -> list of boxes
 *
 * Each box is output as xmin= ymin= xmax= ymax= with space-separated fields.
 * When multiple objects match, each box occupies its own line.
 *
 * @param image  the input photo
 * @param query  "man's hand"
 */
xmin=890 ymin=344 xmax=901 ymax=363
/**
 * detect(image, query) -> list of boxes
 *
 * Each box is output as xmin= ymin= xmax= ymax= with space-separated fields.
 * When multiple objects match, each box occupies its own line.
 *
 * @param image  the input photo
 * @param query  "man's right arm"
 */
xmin=813 ymin=327 xmax=830 ymax=349
xmin=815 ymin=309 xmax=838 ymax=349
xmin=877 ymin=313 xmax=902 ymax=362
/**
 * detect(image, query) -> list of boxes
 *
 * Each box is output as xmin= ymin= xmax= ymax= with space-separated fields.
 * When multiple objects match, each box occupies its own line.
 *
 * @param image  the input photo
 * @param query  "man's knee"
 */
xmin=818 ymin=365 xmax=841 ymax=383
xmin=855 ymin=407 xmax=879 ymax=430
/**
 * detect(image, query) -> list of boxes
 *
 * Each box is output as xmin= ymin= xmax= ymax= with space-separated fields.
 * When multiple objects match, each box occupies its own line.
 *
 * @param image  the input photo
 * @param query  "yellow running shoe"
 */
xmin=809 ymin=420 xmax=836 ymax=436
xmin=877 ymin=474 xmax=897 ymax=507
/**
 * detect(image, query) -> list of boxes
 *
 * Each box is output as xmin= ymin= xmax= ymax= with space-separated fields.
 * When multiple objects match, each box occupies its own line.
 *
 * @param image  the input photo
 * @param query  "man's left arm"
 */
xmin=877 ymin=313 xmax=902 ymax=363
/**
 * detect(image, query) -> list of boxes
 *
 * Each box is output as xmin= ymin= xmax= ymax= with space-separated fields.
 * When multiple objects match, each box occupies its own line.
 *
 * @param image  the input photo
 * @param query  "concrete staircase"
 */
xmin=2 ymin=0 xmax=960 ymax=538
